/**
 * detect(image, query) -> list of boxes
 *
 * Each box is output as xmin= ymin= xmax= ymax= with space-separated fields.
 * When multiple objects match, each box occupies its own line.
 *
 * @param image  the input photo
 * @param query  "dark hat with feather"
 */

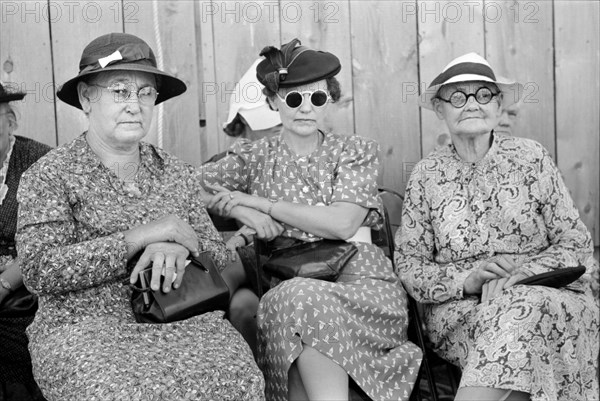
xmin=256 ymin=38 xmax=341 ymax=92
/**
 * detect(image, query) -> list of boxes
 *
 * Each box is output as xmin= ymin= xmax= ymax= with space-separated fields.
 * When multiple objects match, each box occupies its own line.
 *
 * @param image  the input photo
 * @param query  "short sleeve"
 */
xmin=197 ymin=139 xmax=255 ymax=192
xmin=331 ymin=137 xmax=380 ymax=210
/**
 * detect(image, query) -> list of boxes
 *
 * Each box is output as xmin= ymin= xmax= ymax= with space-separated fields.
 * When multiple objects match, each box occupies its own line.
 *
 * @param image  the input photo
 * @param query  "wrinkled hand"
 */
xmin=124 ymin=215 xmax=199 ymax=257
xmin=206 ymin=185 xmax=267 ymax=216
xmin=464 ymin=255 xmax=518 ymax=295
xmin=129 ymin=242 xmax=189 ymax=292
xmin=229 ymin=206 xmax=284 ymax=240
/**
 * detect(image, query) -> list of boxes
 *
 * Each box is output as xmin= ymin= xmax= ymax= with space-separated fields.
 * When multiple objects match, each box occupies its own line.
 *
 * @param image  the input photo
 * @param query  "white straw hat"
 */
xmin=419 ymin=52 xmax=523 ymax=110
xmin=223 ymin=59 xmax=281 ymax=132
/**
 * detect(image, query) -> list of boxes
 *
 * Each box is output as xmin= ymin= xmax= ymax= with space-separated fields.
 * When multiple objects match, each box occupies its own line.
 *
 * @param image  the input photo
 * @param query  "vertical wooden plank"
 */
xmin=126 ymin=0 xmax=202 ymax=165
xmin=196 ymin=0 xmax=217 ymax=163
xmin=51 ymin=0 xmax=122 ymax=145
xmin=350 ymin=1 xmax=420 ymax=192
xmin=555 ymin=0 xmax=599 ymax=243
xmin=0 ymin=0 xmax=56 ymax=147
xmin=280 ymin=0 xmax=354 ymax=136
xmin=485 ymin=0 xmax=555 ymax=157
xmin=418 ymin=0 xmax=485 ymax=157
xmin=206 ymin=0 xmax=281 ymax=156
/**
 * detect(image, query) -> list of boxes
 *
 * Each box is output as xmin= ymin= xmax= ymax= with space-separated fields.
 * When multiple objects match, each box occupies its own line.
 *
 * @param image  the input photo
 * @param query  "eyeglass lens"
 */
xmin=284 ymin=90 xmax=329 ymax=108
xmin=108 ymin=84 xmax=158 ymax=104
xmin=448 ymin=87 xmax=495 ymax=107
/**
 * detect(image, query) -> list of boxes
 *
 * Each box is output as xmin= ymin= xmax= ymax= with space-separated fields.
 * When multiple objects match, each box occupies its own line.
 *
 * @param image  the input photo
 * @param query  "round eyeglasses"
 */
xmin=277 ymin=89 xmax=331 ymax=109
xmin=437 ymin=87 xmax=499 ymax=108
xmin=90 ymin=83 xmax=159 ymax=105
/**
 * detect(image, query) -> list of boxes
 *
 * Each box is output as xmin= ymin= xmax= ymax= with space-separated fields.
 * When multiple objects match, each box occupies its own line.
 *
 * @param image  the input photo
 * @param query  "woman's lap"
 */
xmin=426 ymin=286 xmax=599 ymax=401
xmin=28 ymin=312 xmax=265 ymax=401
xmin=257 ymin=275 xmax=421 ymax=401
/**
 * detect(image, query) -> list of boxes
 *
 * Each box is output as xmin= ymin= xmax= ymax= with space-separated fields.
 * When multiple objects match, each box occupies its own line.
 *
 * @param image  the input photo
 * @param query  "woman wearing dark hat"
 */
xmin=15 ymin=33 xmax=264 ymax=400
xmin=396 ymin=53 xmax=599 ymax=400
xmin=201 ymin=39 xmax=421 ymax=401
xmin=0 ymin=83 xmax=51 ymax=399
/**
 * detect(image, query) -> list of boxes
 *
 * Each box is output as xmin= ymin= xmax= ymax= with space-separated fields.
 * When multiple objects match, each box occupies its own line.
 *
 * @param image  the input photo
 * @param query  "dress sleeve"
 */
xmin=394 ymin=167 xmax=476 ymax=304
xmin=197 ymin=139 xmax=253 ymax=192
xmin=185 ymin=166 xmax=229 ymax=271
xmin=517 ymin=146 xmax=596 ymax=285
xmin=331 ymin=137 xmax=380 ymax=210
xmin=16 ymin=165 xmax=129 ymax=295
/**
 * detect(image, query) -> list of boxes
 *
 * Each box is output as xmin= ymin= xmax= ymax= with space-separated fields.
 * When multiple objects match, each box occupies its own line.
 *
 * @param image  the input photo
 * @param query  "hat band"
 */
xmin=430 ymin=62 xmax=496 ymax=88
xmin=79 ymin=43 xmax=155 ymax=72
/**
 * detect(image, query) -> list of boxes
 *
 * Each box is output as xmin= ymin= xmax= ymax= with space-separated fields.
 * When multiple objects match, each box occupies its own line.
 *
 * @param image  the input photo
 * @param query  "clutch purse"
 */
xmin=263 ymin=238 xmax=358 ymax=282
xmin=130 ymin=251 xmax=230 ymax=324
xmin=514 ymin=265 xmax=586 ymax=289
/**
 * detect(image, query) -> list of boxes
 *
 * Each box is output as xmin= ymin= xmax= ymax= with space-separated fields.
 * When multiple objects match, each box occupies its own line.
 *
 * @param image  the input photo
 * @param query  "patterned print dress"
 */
xmin=200 ymin=133 xmax=422 ymax=401
xmin=16 ymin=134 xmax=264 ymax=401
xmin=395 ymin=133 xmax=599 ymax=401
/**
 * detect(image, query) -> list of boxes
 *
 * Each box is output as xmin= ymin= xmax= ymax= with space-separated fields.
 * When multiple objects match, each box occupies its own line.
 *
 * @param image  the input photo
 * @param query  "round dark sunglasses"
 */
xmin=437 ymin=87 xmax=499 ymax=108
xmin=277 ymin=89 xmax=331 ymax=109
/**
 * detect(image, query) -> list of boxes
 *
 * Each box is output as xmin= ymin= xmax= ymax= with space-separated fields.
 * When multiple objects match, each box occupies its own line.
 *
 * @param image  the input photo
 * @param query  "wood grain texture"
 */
xmin=349 ymin=1 xmax=421 ymax=192
xmin=485 ymin=0 xmax=555 ymax=156
xmin=0 ymin=0 xmax=56 ymax=147
xmin=126 ymin=0 xmax=202 ymax=165
xmin=554 ymin=0 xmax=599 ymax=243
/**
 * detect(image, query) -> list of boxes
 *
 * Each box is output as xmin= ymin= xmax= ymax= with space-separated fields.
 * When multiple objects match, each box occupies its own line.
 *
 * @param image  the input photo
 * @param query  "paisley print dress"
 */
xmin=16 ymin=134 xmax=264 ymax=401
xmin=200 ymin=133 xmax=422 ymax=401
xmin=395 ymin=133 xmax=599 ymax=401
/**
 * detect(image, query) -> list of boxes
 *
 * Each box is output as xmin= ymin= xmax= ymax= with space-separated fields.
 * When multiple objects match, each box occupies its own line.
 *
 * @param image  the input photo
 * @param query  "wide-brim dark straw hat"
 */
xmin=419 ymin=52 xmax=523 ymax=110
xmin=57 ymin=32 xmax=187 ymax=110
xmin=256 ymin=38 xmax=341 ymax=92
xmin=0 ymin=81 xmax=26 ymax=103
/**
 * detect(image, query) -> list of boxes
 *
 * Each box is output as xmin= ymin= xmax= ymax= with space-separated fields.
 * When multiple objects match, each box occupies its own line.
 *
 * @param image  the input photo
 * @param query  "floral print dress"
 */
xmin=200 ymin=132 xmax=422 ymax=401
xmin=395 ymin=133 xmax=599 ymax=401
xmin=16 ymin=134 xmax=264 ymax=401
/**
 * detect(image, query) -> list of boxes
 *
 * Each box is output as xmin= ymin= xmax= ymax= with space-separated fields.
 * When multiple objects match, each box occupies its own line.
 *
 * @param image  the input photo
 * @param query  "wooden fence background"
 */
xmin=1 ymin=0 xmax=598 ymax=244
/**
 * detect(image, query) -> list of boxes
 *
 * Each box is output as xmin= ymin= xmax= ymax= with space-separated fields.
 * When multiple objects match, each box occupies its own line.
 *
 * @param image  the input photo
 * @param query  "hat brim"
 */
xmin=57 ymin=62 xmax=187 ymax=110
xmin=0 ymin=92 xmax=26 ymax=103
xmin=418 ymin=74 xmax=523 ymax=110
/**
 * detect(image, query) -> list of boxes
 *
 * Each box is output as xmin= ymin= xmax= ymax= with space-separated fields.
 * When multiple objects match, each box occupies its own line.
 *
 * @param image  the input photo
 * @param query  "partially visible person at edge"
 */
xmin=15 ymin=33 xmax=264 ymax=400
xmin=495 ymin=95 xmax=521 ymax=136
xmin=199 ymin=38 xmax=422 ymax=401
xmin=0 ymin=82 xmax=51 ymax=400
xmin=395 ymin=52 xmax=599 ymax=401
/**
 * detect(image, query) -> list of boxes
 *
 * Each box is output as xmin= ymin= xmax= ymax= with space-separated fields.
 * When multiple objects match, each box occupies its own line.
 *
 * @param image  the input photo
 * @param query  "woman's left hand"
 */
xmin=481 ymin=277 xmax=509 ymax=303
xmin=207 ymin=185 xmax=268 ymax=216
xmin=129 ymin=242 xmax=190 ymax=292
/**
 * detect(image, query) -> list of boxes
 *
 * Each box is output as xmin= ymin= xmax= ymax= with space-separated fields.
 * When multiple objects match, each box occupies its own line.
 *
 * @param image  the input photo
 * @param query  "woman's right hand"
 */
xmin=229 ymin=206 xmax=284 ymax=240
xmin=463 ymin=255 xmax=517 ymax=295
xmin=123 ymin=215 xmax=199 ymax=258
xmin=129 ymin=242 xmax=189 ymax=292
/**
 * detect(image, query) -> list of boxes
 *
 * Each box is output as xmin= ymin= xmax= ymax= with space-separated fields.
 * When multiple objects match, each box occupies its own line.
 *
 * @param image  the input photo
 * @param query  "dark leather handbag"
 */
xmin=130 ymin=251 xmax=230 ymax=324
xmin=263 ymin=238 xmax=358 ymax=282
xmin=514 ymin=265 xmax=586 ymax=289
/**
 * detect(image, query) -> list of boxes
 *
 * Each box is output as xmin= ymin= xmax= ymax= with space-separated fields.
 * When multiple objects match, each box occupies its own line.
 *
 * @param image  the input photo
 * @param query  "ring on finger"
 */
xmin=229 ymin=193 xmax=234 ymax=200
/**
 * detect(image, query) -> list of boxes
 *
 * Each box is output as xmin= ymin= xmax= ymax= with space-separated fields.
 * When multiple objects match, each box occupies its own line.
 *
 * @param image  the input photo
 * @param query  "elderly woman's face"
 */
xmin=78 ymin=71 xmax=156 ymax=148
xmin=273 ymin=79 xmax=329 ymax=138
xmin=433 ymin=81 xmax=502 ymax=138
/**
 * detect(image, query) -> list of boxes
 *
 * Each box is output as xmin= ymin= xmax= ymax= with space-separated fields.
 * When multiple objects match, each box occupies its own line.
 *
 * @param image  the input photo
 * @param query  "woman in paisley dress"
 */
xmin=15 ymin=33 xmax=264 ymax=400
xmin=201 ymin=39 xmax=422 ymax=401
xmin=395 ymin=53 xmax=599 ymax=401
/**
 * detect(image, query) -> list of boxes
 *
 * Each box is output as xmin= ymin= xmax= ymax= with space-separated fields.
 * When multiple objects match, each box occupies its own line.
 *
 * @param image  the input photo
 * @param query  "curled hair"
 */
xmin=262 ymin=76 xmax=342 ymax=103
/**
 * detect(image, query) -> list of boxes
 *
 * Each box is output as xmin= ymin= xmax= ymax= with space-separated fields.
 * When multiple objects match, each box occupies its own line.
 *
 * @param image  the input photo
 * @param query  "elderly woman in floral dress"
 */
xmin=16 ymin=33 xmax=264 ymax=400
xmin=396 ymin=53 xmax=599 ymax=401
